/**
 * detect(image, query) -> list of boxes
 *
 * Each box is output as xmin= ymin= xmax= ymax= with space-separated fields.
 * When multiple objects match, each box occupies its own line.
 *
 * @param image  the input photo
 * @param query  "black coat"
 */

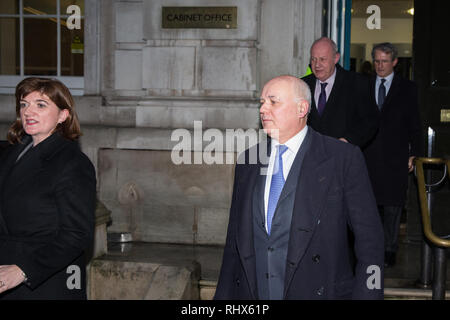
xmin=0 ymin=133 xmax=96 ymax=299
xmin=214 ymin=129 xmax=384 ymax=300
xmin=303 ymin=64 xmax=379 ymax=148
xmin=363 ymin=74 xmax=422 ymax=206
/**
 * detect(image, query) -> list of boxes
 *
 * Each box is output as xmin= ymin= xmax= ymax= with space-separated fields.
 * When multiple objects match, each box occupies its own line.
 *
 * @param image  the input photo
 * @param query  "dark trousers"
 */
xmin=378 ymin=205 xmax=403 ymax=253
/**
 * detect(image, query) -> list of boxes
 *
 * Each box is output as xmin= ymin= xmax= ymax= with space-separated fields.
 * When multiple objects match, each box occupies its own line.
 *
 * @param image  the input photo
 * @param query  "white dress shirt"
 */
xmin=263 ymin=126 xmax=308 ymax=232
xmin=375 ymin=72 xmax=394 ymax=106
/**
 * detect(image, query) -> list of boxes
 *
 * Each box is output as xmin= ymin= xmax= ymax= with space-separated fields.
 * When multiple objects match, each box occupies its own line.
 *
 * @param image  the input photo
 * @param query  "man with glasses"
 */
xmin=364 ymin=42 xmax=422 ymax=268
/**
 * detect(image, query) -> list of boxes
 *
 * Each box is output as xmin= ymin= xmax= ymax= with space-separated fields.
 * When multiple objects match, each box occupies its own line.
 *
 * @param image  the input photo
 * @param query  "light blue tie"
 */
xmin=267 ymin=145 xmax=288 ymax=235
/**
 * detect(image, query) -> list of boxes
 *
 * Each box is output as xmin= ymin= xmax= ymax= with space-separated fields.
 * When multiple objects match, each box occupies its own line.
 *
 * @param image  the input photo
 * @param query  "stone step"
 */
xmin=89 ymin=258 xmax=201 ymax=299
xmin=384 ymin=287 xmax=450 ymax=300
xmin=198 ymin=281 xmax=450 ymax=300
xmin=199 ymin=280 xmax=217 ymax=300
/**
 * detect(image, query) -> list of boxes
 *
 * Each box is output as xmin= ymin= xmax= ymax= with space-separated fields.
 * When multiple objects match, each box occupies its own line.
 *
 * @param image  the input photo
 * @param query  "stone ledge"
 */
xmin=199 ymin=280 xmax=217 ymax=300
xmin=89 ymin=259 xmax=200 ymax=300
xmin=384 ymin=287 xmax=450 ymax=300
xmin=88 ymin=242 xmax=222 ymax=300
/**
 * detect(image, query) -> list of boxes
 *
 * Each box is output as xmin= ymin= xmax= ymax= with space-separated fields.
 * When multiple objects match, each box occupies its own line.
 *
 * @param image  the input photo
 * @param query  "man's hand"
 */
xmin=0 ymin=265 xmax=26 ymax=294
xmin=339 ymin=138 xmax=349 ymax=143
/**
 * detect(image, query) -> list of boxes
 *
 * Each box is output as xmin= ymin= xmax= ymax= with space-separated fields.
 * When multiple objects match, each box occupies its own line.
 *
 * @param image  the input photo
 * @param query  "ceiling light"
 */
xmin=407 ymin=8 xmax=414 ymax=15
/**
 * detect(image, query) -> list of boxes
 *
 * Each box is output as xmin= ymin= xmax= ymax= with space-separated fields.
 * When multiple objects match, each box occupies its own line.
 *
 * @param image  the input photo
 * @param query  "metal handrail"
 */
xmin=414 ymin=157 xmax=450 ymax=248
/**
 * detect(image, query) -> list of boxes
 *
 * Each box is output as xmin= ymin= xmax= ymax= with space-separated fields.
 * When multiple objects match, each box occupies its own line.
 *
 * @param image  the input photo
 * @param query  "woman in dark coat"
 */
xmin=0 ymin=77 xmax=96 ymax=299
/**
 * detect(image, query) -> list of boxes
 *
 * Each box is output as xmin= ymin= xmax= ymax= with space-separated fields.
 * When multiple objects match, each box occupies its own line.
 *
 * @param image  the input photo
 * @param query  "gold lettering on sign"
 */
xmin=162 ymin=7 xmax=237 ymax=29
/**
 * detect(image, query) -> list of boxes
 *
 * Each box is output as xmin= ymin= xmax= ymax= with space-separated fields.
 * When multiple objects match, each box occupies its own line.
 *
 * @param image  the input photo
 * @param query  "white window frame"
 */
xmin=0 ymin=0 xmax=85 ymax=95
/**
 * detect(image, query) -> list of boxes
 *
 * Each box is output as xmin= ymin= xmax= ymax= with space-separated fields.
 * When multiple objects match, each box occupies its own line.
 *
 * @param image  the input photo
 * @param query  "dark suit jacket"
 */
xmin=214 ymin=128 xmax=384 ymax=300
xmin=363 ymin=74 xmax=422 ymax=206
xmin=303 ymin=64 xmax=379 ymax=148
xmin=0 ymin=133 xmax=96 ymax=300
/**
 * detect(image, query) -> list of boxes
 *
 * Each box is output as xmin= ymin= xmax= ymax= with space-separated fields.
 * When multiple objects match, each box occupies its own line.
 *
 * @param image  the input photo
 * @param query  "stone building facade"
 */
xmin=0 ymin=0 xmax=322 ymax=247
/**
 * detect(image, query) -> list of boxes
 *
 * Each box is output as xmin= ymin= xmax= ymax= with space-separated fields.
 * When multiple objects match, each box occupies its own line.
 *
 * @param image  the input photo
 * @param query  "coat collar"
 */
xmin=323 ymin=64 xmax=345 ymax=113
xmin=283 ymin=129 xmax=333 ymax=296
xmin=304 ymin=64 xmax=345 ymax=118
xmin=0 ymin=133 xmax=71 ymax=197
xmin=236 ymin=156 xmax=262 ymax=299
xmin=370 ymin=73 xmax=401 ymax=112
xmin=234 ymin=129 xmax=334 ymax=298
xmin=382 ymin=73 xmax=400 ymax=109
xmin=25 ymin=132 xmax=70 ymax=161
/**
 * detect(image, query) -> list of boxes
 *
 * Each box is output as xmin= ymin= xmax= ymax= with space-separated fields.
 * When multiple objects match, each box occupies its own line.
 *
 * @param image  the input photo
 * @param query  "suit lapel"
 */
xmin=0 ymin=136 xmax=33 ymax=234
xmin=236 ymin=143 xmax=269 ymax=299
xmin=308 ymin=77 xmax=317 ymax=110
xmin=382 ymin=74 xmax=400 ymax=110
xmin=276 ymin=129 xmax=312 ymax=210
xmin=6 ymin=147 xmax=44 ymax=196
xmin=0 ymin=136 xmax=31 ymax=189
xmin=369 ymin=75 xmax=377 ymax=106
xmin=369 ymin=76 xmax=382 ymax=115
xmin=253 ymin=166 xmax=266 ymax=231
xmin=304 ymin=76 xmax=319 ymax=120
xmin=321 ymin=65 xmax=344 ymax=118
xmin=2 ymin=133 xmax=68 ymax=197
xmin=253 ymin=138 xmax=272 ymax=231
xmin=283 ymin=130 xmax=334 ymax=296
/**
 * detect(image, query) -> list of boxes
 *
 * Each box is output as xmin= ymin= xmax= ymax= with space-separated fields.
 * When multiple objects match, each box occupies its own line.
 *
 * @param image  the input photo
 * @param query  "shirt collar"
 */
xmin=317 ymin=67 xmax=337 ymax=86
xmin=377 ymin=71 xmax=394 ymax=84
xmin=271 ymin=126 xmax=308 ymax=156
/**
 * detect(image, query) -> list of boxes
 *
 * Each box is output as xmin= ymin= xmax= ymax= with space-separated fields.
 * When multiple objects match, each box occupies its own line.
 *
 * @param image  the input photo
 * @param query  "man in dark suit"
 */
xmin=363 ymin=43 xmax=422 ymax=267
xmin=214 ymin=75 xmax=384 ymax=300
xmin=303 ymin=37 xmax=379 ymax=148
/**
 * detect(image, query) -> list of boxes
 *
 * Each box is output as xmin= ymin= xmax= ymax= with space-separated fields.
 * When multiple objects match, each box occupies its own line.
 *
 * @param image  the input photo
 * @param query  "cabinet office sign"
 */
xmin=162 ymin=7 xmax=237 ymax=29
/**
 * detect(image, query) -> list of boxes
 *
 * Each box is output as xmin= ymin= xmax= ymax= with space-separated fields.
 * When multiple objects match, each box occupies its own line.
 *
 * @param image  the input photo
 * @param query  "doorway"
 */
xmin=350 ymin=0 xmax=414 ymax=78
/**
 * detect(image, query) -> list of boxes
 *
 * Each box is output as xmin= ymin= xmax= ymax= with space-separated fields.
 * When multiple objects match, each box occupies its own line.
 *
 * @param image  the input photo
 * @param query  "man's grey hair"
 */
xmin=294 ymin=79 xmax=312 ymax=114
xmin=264 ymin=75 xmax=312 ymax=115
xmin=371 ymin=42 xmax=398 ymax=61
xmin=311 ymin=37 xmax=339 ymax=56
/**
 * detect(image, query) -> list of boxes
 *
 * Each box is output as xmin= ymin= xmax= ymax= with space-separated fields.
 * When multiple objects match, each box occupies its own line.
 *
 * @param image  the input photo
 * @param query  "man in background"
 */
xmin=364 ymin=42 xmax=422 ymax=268
xmin=303 ymin=37 xmax=379 ymax=148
